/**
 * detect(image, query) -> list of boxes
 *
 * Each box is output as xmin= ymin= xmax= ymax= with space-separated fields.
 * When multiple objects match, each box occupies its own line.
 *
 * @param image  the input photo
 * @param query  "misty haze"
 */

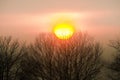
xmin=0 ymin=0 xmax=120 ymax=80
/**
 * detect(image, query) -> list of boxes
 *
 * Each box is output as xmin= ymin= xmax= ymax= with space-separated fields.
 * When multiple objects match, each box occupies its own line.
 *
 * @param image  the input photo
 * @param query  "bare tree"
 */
xmin=0 ymin=36 xmax=26 ymax=80
xmin=21 ymin=32 xmax=103 ymax=80
xmin=107 ymin=39 xmax=120 ymax=80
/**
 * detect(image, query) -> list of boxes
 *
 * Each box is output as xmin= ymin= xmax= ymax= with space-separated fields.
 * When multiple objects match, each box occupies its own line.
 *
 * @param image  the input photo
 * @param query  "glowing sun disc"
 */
xmin=53 ymin=21 xmax=75 ymax=40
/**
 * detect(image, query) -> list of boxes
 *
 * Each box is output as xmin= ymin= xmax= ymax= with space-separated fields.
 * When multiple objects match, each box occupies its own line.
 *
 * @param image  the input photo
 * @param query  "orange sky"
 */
xmin=0 ymin=0 xmax=120 ymax=60
xmin=0 ymin=0 xmax=120 ymax=43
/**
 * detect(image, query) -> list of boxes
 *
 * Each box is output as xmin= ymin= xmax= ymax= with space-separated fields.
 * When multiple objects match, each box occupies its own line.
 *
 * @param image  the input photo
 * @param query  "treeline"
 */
xmin=0 ymin=33 xmax=120 ymax=80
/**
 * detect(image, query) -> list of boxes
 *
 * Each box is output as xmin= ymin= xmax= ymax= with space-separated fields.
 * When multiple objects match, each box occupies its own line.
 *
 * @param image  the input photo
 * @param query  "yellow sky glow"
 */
xmin=53 ymin=16 xmax=75 ymax=40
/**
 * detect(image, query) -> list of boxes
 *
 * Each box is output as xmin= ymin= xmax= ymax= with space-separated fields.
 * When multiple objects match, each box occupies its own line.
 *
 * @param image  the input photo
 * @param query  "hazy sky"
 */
xmin=0 ymin=0 xmax=120 ymax=43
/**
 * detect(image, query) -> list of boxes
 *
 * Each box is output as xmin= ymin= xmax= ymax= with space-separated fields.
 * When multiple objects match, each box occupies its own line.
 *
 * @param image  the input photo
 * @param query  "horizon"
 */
xmin=0 ymin=1 xmax=120 ymax=80
xmin=0 ymin=0 xmax=120 ymax=61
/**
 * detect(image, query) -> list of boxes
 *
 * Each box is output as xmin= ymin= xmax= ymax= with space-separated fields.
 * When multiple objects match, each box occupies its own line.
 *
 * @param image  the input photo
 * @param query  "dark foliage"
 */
xmin=20 ymin=33 xmax=103 ymax=80
xmin=0 ymin=37 xmax=26 ymax=80
xmin=108 ymin=39 xmax=120 ymax=80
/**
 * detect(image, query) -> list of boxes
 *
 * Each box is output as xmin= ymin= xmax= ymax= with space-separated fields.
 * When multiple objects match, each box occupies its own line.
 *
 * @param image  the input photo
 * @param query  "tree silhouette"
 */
xmin=0 ymin=37 xmax=26 ymax=80
xmin=20 ymin=33 xmax=103 ymax=80
xmin=107 ymin=39 xmax=120 ymax=80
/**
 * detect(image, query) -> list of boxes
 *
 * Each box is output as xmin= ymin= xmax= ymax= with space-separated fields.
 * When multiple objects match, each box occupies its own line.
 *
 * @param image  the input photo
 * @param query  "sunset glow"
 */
xmin=53 ymin=21 xmax=75 ymax=39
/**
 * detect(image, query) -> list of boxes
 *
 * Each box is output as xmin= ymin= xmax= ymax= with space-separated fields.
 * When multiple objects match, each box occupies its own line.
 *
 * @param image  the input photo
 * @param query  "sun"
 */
xmin=53 ymin=19 xmax=75 ymax=40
